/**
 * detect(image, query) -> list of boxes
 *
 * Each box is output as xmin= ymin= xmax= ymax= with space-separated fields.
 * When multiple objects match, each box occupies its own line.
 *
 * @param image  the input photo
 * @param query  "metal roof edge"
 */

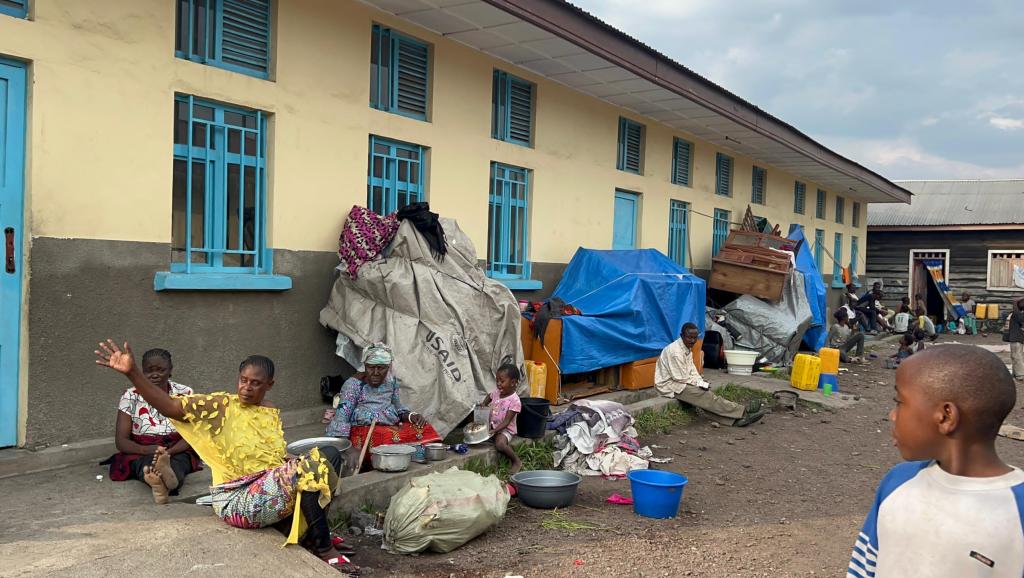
xmin=894 ymin=179 xmax=1024 ymax=183
xmin=481 ymin=0 xmax=912 ymax=204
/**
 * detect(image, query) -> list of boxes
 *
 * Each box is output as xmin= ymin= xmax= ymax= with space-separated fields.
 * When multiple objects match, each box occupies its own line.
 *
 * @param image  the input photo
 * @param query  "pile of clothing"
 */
xmin=549 ymin=399 xmax=651 ymax=477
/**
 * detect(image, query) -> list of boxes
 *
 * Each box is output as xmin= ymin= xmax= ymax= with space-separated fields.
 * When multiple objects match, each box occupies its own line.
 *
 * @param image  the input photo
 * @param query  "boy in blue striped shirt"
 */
xmin=848 ymin=345 xmax=1024 ymax=578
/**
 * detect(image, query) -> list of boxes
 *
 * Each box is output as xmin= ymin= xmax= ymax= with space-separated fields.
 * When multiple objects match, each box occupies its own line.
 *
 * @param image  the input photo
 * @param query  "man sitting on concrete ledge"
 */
xmin=655 ymin=323 xmax=766 ymax=427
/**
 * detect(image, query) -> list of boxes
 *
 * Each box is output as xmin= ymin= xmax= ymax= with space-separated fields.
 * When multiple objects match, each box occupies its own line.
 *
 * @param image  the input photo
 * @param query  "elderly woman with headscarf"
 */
xmin=325 ymin=343 xmax=442 ymax=452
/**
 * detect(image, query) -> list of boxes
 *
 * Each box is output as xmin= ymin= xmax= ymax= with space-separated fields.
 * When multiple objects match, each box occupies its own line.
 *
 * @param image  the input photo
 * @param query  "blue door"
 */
xmin=0 ymin=60 xmax=26 ymax=447
xmin=613 ymin=190 xmax=639 ymax=249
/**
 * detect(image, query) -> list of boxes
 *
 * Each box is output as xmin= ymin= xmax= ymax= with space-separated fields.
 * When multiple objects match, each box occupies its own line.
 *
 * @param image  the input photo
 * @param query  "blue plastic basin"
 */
xmin=627 ymin=469 xmax=688 ymax=519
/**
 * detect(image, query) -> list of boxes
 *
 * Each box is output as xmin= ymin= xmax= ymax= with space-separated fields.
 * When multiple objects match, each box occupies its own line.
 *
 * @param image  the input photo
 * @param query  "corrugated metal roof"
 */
xmin=867 ymin=179 xmax=1024 ymax=227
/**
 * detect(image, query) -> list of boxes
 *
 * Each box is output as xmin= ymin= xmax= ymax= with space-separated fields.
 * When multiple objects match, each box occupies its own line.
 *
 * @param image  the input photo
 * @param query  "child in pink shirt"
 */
xmin=482 ymin=363 xmax=522 ymax=474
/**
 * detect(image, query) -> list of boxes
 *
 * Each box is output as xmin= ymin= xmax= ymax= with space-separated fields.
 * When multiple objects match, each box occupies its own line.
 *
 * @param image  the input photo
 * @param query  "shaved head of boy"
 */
xmin=892 ymin=344 xmax=1016 ymax=475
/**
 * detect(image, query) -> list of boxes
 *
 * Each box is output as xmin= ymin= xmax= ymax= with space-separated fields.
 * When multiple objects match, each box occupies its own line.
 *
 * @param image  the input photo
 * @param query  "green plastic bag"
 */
xmin=383 ymin=467 xmax=509 ymax=554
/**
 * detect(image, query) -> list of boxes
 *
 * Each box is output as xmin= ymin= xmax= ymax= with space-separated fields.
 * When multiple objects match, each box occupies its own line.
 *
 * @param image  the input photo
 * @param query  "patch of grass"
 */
xmin=329 ymin=510 xmax=350 ymax=533
xmin=633 ymin=403 xmax=695 ymax=437
xmin=713 ymin=383 xmax=776 ymax=406
xmin=463 ymin=438 xmax=555 ymax=481
xmin=540 ymin=509 xmax=608 ymax=532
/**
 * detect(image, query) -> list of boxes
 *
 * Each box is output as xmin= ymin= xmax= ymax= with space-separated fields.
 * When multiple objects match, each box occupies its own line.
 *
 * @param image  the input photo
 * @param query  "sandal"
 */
xmin=326 ymin=555 xmax=360 ymax=575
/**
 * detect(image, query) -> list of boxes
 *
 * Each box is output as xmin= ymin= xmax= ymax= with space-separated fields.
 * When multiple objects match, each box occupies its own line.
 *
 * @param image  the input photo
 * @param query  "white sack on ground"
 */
xmin=383 ymin=467 xmax=509 ymax=554
xmin=319 ymin=218 xmax=524 ymax=437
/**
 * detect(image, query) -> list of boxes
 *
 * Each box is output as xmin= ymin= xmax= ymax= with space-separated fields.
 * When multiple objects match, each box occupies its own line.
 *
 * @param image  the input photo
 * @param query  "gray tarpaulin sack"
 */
xmin=383 ymin=468 xmax=509 ymax=554
xmin=319 ymin=218 xmax=524 ymax=437
xmin=721 ymin=270 xmax=813 ymax=366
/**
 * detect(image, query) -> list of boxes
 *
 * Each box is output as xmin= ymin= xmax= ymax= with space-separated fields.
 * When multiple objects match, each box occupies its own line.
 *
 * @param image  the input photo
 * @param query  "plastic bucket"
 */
xmin=724 ymin=349 xmax=759 ymax=376
xmin=516 ymin=397 xmax=550 ymax=439
xmin=628 ymin=469 xmax=688 ymax=519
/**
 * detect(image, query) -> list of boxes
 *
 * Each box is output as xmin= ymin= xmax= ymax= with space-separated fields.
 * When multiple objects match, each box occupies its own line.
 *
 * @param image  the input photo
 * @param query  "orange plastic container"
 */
xmin=525 ymin=360 xmax=547 ymax=398
xmin=988 ymin=304 xmax=1001 ymax=320
xmin=818 ymin=347 xmax=840 ymax=374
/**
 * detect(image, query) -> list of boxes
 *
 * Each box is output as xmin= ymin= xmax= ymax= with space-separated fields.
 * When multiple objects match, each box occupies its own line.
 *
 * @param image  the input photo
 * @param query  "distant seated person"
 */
xmin=959 ymin=292 xmax=978 ymax=335
xmin=915 ymin=307 xmax=938 ymax=342
xmin=854 ymin=282 xmax=883 ymax=334
xmin=892 ymin=333 xmax=915 ymax=363
xmin=325 ymin=342 xmax=441 ymax=451
xmin=893 ymin=303 xmax=912 ymax=333
xmin=655 ymin=323 xmax=766 ymax=427
xmin=102 ymin=348 xmax=201 ymax=504
xmin=828 ymin=309 xmax=866 ymax=364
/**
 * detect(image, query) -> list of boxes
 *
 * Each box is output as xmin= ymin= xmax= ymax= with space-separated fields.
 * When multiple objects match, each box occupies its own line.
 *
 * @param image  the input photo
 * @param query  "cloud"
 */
xmin=990 ymin=117 xmax=1024 ymax=130
xmin=570 ymin=0 xmax=1024 ymax=179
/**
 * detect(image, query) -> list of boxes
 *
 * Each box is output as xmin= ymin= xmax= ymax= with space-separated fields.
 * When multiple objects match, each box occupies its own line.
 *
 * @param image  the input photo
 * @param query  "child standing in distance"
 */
xmin=1006 ymin=297 xmax=1024 ymax=381
xmin=482 ymin=364 xmax=523 ymax=475
xmin=847 ymin=345 xmax=1024 ymax=578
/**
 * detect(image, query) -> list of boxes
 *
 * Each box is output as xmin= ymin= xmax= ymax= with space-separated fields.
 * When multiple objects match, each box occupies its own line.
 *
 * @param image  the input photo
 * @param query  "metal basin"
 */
xmin=285 ymin=436 xmax=352 ymax=456
xmin=370 ymin=444 xmax=416 ymax=472
xmin=425 ymin=442 xmax=447 ymax=461
xmin=511 ymin=470 xmax=582 ymax=509
xmin=464 ymin=423 xmax=492 ymax=445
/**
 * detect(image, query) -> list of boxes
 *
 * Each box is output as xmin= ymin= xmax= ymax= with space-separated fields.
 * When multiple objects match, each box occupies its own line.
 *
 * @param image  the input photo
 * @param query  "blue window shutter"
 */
xmin=794 ymin=181 xmax=806 ymax=214
xmin=487 ymin=163 xmax=531 ymax=280
xmin=668 ymin=200 xmax=689 ymax=267
xmin=814 ymin=229 xmax=824 ymax=271
xmin=851 ymin=236 xmax=860 ymax=286
xmin=671 ymin=138 xmax=692 ymax=186
xmin=394 ymin=35 xmax=429 ymax=118
xmin=832 ymin=232 xmax=843 ymax=287
xmin=617 ymin=118 xmax=643 ymax=173
xmin=0 ymin=0 xmax=27 ymax=18
xmin=751 ymin=166 xmax=766 ymax=204
xmin=715 ymin=153 xmax=732 ymax=196
xmin=175 ymin=0 xmax=271 ymax=78
xmin=492 ymin=71 xmax=533 ymax=146
xmin=712 ymin=209 xmax=730 ymax=257
xmin=816 ymin=189 xmax=826 ymax=219
xmin=367 ymin=136 xmax=425 ymax=215
xmin=219 ymin=0 xmax=271 ymax=75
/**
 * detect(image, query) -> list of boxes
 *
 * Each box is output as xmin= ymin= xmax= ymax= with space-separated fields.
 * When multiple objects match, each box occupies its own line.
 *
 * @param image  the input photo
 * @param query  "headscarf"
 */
xmin=362 ymin=342 xmax=393 ymax=366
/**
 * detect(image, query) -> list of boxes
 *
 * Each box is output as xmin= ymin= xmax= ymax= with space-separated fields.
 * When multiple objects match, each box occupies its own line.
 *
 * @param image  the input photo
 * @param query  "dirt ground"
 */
xmin=345 ymin=334 xmax=1024 ymax=577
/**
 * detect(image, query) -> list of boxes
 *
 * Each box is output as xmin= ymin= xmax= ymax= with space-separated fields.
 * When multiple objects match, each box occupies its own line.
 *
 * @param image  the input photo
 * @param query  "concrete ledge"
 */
xmin=704 ymin=369 xmax=858 ymax=409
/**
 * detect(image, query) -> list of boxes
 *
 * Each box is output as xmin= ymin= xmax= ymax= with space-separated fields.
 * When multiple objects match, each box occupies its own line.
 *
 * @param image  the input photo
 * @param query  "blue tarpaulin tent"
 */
xmin=551 ymin=248 xmax=706 ymax=374
xmin=787 ymin=225 xmax=827 ymax=351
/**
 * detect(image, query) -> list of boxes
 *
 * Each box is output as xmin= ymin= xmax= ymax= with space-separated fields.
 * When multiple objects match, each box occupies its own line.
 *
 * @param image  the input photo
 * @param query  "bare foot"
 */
xmin=153 ymin=446 xmax=178 ymax=491
xmin=143 ymin=465 xmax=170 ymax=505
xmin=509 ymin=460 xmax=523 ymax=476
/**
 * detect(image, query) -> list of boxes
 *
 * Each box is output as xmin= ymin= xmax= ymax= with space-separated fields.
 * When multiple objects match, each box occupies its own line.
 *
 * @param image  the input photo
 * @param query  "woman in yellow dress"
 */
xmin=94 ymin=339 xmax=356 ymax=572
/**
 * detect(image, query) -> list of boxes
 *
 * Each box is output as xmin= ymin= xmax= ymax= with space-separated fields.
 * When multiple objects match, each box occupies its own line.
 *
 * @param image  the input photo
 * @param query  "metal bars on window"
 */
xmin=487 ymin=163 xmax=530 ymax=280
xmin=617 ymin=117 xmax=644 ymax=174
xmin=367 ymin=136 xmax=424 ymax=215
xmin=175 ymin=0 xmax=271 ymax=78
xmin=712 ymin=209 xmax=730 ymax=257
xmin=832 ymin=232 xmax=843 ymax=286
xmin=751 ymin=166 xmax=766 ymax=205
xmin=835 ymin=196 xmax=845 ymax=224
xmin=852 ymin=201 xmax=861 ymax=228
xmin=492 ymin=70 xmax=534 ymax=146
xmin=668 ymin=200 xmax=689 ymax=267
xmin=715 ymin=153 xmax=732 ymax=196
xmin=816 ymin=188 xmax=826 ymax=219
xmin=794 ymin=181 xmax=806 ymax=214
xmin=172 ymin=95 xmax=267 ymax=274
xmin=814 ymin=229 xmax=825 ymax=271
xmin=370 ymin=25 xmax=430 ymax=120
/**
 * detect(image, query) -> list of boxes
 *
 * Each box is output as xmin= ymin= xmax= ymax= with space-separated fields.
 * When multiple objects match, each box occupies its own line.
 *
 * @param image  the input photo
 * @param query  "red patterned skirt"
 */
xmin=350 ymin=422 xmax=442 ymax=450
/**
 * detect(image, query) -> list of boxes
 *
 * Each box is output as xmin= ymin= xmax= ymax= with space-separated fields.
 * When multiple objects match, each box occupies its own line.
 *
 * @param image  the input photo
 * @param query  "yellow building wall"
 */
xmin=0 ymin=0 xmax=868 ymax=276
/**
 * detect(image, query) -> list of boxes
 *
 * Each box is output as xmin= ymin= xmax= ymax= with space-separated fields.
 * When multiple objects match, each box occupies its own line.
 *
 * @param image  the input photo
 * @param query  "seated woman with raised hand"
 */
xmin=326 ymin=343 xmax=441 ymax=451
xmin=94 ymin=340 xmax=357 ymax=573
xmin=103 ymin=348 xmax=201 ymax=504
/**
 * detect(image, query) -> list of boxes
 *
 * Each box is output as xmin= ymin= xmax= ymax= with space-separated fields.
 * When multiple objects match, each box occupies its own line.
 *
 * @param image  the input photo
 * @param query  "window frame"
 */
xmin=668 ymin=199 xmax=689 ymax=267
xmin=715 ymin=153 xmax=733 ymax=197
xmin=852 ymin=201 xmax=861 ymax=228
xmin=986 ymin=249 xmax=1024 ymax=291
xmin=616 ymin=117 xmax=644 ymax=174
xmin=793 ymin=181 xmax=806 ymax=214
xmin=0 ymin=0 xmax=27 ymax=18
xmin=486 ymin=162 xmax=538 ymax=290
xmin=367 ymin=135 xmax=426 ymax=216
xmin=814 ymin=228 xmax=825 ymax=271
xmin=174 ymin=0 xmax=273 ymax=80
xmin=835 ymin=195 xmax=845 ymax=224
xmin=815 ymin=188 xmax=826 ymax=219
xmin=751 ymin=165 xmax=766 ymax=205
xmin=156 ymin=94 xmax=289 ymax=291
xmin=712 ymin=208 xmax=731 ymax=257
xmin=832 ymin=232 xmax=844 ymax=288
xmin=491 ymin=70 xmax=534 ymax=147
xmin=671 ymin=138 xmax=693 ymax=187
xmin=851 ymin=235 xmax=861 ymax=288
xmin=370 ymin=24 xmax=431 ymax=121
